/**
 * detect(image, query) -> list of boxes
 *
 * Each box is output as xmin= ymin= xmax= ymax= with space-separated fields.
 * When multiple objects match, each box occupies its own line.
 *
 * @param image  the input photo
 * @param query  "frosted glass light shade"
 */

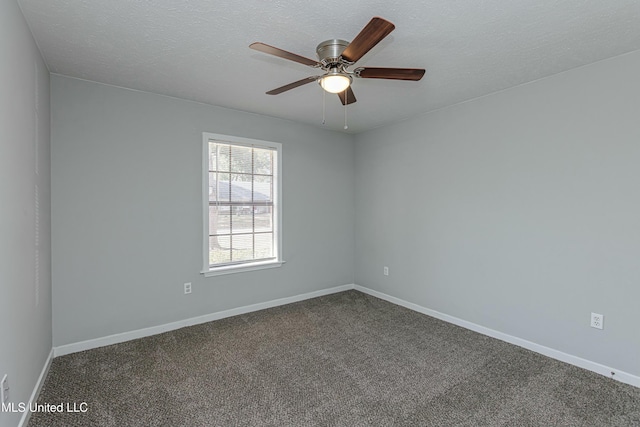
xmin=320 ymin=74 xmax=351 ymax=93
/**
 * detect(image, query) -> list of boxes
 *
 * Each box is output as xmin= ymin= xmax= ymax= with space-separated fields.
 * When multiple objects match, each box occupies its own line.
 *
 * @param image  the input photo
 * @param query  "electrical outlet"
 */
xmin=184 ymin=282 xmax=192 ymax=294
xmin=1 ymin=374 xmax=9 ymax=403
xmin=590 ymin=312 xmax=604 ymax=330
xmin=383 ymin=266 xmax=389 ymax=276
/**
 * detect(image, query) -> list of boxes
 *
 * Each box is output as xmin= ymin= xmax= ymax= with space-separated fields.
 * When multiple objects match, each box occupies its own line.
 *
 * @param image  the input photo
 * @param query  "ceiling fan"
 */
xmin=249 ymin=17 xmax=425 ymax=105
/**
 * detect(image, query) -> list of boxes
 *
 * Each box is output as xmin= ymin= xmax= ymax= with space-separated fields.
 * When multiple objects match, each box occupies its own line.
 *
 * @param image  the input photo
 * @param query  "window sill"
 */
xmin=201 ymin=260 xmax=285 ymax=277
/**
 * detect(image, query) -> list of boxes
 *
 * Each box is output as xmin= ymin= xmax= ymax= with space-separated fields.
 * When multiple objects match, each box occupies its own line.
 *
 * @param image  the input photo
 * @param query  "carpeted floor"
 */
xmin=29 ymin=290 xmax=639 ymax=426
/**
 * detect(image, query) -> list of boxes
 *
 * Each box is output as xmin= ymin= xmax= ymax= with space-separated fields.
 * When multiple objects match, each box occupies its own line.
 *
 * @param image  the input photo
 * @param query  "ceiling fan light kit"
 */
xmin=319 ymin=71 xmax=352 ymax=94
xmin=250 ymin=16 xmax=425 ymax=126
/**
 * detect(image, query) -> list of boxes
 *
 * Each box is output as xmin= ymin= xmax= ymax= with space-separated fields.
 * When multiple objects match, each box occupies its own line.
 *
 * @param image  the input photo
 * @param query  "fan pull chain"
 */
xmin=322 ymin=88 xmax=326 ymax=125
xmin=344 ymin=94 xmax=348 ymax=130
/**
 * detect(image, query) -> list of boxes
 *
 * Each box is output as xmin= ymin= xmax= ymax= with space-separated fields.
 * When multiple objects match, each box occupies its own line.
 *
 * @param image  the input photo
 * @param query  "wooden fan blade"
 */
xmin=356 ymin=67 xmax=425 ymax=80
xmin=266 ymin=77 xmax=318 ymax=95
xmin=341 ymin=17 xmax=395 ymax=63
xmin=337 ymin=87 xmax=357 ymax=105
xmin=250 ymin=42 xmax=321 ymax=67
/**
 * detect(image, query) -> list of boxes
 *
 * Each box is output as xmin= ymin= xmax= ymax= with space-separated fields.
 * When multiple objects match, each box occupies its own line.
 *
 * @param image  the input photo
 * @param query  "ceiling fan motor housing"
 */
xmin=316 ymin=39 xmax=350 ymax=66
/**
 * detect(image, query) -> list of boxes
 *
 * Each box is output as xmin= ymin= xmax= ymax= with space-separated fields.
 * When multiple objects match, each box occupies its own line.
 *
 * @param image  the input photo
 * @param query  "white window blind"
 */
xmin=202 ymin=134 xmax=282 ymax=275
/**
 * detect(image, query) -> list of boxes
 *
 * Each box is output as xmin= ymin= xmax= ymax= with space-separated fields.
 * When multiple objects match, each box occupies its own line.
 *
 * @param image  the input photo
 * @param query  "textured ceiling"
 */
xmin=17 ymin=0 xmax=640 ymax=133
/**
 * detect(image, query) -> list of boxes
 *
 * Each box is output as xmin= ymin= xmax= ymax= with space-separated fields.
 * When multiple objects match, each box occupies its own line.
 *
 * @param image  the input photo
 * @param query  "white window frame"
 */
xmin=201 ymin=132 xmax=283 ymax=277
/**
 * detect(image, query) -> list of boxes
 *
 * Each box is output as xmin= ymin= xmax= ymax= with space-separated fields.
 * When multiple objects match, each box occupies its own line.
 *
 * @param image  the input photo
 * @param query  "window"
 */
xmin=202 ymin=133 xmax=282 ymax=276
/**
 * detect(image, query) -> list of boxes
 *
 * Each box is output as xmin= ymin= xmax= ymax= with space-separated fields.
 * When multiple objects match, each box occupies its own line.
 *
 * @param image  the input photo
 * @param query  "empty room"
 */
xmin=2 ymin=0 xmax=639 ymax=426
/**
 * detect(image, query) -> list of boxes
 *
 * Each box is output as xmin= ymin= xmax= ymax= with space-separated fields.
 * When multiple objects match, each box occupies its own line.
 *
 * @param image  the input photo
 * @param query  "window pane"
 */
xmin=209 ymin=206 xmax=218 ymax=235
xmin=231 ymin=234 xmax=253 ymax=262
xmin=254 ymin=149 xmax=272 ymax=175
xmin=210 ymin=235 xmax=230 ymax=265
xmin=254 ymin=206 xmax=272 ymax=233
xmin=209 ymin=142 xmax=216 ymax=171
xmin=254 ymin=233 xmax=273 ymax=259
xmin=230 ymin=145 xmax=253 ymax=174
xmin=216 ymin=144 xmax=230 ymax=171
xmin=209 ymin=172 xmax=219 ymax=202
xmin=211 ymin=205 xmax=230 ymax=234
xmin=231 ymin=207 xmax=253 ymax=233
xmin=253 ymin=175 xmax=272 ymax=202
xmin=229 ymin=174 xmax=252 ymax=202
xmin=214 ymin=173 xmax=231 ymax=202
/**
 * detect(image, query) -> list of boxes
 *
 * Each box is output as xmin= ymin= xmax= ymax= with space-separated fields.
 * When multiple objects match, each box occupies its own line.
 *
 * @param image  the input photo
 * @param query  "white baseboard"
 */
xmin=354 ymin=285 xmax=640 ymax=388
xmin=18 ymin=348 xmax=54 ymax=427
xmin=54 ymin=284 xmax=355 ymax=357
xmin=52 ymin=283 xmax=638 ymax=389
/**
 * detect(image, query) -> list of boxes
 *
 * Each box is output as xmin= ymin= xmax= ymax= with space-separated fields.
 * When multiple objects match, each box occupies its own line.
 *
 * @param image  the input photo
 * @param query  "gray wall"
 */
xmin=355 ymin=50 xmax=640 ymax=376
xmin=0 ymin=2 xmax=52 ymax=426
xmin=51 ymin=75 xmax=355 ymax=346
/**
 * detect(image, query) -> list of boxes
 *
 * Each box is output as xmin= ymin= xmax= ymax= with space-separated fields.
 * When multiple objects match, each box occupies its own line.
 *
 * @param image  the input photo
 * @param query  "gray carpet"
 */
xmin=29 ymin=290 xmax=640 ymax=426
